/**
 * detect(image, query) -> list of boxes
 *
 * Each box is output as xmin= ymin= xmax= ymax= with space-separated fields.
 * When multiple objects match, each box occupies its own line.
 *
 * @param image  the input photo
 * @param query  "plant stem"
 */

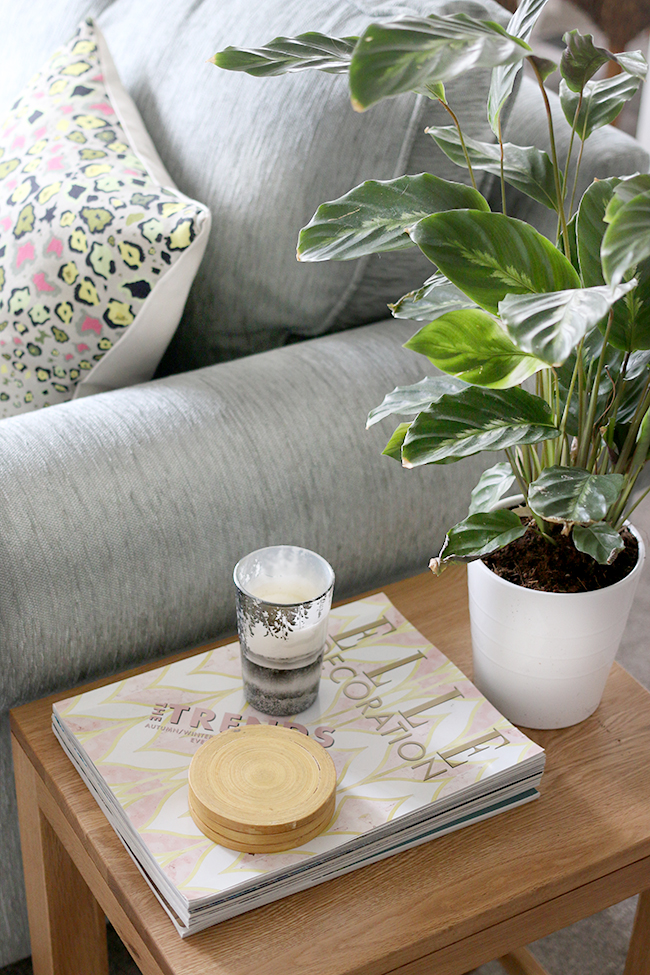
xmin=498 ymin=116 xmax=507 ymax=216
xmin=618 ymin=479 xmax=650 ymax=526
xmin=538 ymin=369 xmax=555 ymax=467
xmin=577 ymin=343 xmax=586 ymax=449
xmin=531 ymin=444 xmax=543 ymax=477
xmin=562 ymin=90 xmax=588 ymax=221
xmin=555 ymin=92 xmax=583 ymax=242
xmin=505 ymin=447 xmax=529 ymax=499
xmin=529 ymin=57 xmax=570 ymax=255
xmin=506 ymin=448 xmax=555 ymax=541
xmin=597 ymin=444 xmax=609 ymax=473
xmin=557 ymin=349 xmax=581 ymax=461
xmin=614 ymin=374 xmax=650 ymax=475
xmin=439 ymin=99 xmax=477 ymax=191
xmin=611 ymin=470 xmax=640 ymax=528
xmin=568 ymin=134 xmax=587 ymax=219
xmin=606 ymin=352 xmax=630 ymax=434
xmin=577 ymin=310 xmax=614 ymax=468
xmin=561 ymin=91 xmax=581 ymax=204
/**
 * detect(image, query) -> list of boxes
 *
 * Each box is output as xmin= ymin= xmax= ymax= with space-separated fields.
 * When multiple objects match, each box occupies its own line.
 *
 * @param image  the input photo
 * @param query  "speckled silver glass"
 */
xmin=233 ymin=545 xmax=335 ymax=716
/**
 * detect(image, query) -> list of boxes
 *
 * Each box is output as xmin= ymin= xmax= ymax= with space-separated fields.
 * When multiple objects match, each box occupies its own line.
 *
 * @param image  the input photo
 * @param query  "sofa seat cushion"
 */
xmin=0 ymin=17 xmax=210 ymax=416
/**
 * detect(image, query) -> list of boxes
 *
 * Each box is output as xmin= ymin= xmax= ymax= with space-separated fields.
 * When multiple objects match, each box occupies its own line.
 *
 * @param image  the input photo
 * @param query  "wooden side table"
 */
xmin=10 ymin=568 xmax=650 ymax=975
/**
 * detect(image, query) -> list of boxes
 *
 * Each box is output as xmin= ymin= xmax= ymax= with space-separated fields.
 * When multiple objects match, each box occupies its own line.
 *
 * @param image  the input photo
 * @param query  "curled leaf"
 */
xmin=430 ymin=508 xmax=526 ymax=573
xmin=560 ymin=31 xmax=646 ymax=91
xmin=572 ymin=522 xmax=625 ymax=564
xmin=389 ymin=272 xmax=477 ymax=321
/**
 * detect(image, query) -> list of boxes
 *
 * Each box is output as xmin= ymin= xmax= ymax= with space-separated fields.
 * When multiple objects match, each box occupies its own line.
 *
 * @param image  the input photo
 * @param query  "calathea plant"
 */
xmin=212 ymin=0 xmax=650 ymax=577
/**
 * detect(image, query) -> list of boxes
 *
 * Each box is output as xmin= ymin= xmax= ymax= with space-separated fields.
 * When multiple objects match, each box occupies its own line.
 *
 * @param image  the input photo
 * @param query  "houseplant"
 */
xmin=212 ymin=0 xmax=650 ymax=727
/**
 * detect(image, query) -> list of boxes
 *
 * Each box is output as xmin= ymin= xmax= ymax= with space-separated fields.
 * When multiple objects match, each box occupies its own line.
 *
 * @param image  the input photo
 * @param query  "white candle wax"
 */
xmin=247 ymin=577 xmax=322 ymax=605
xmin=246 ymin=614 xmax=329 ymax=662
xmin=246 ymin=574 xmax=328 ymax=662
xmin=234 ymin=546 xmax=334 ymax=668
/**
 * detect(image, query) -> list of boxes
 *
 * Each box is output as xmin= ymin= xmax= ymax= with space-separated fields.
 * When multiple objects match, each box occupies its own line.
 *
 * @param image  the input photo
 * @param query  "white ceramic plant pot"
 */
xmin=467 ymin=506 xmax=645 ymax=730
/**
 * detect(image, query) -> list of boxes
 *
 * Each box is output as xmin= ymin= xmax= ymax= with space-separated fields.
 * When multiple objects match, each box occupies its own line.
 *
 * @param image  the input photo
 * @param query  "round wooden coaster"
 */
xmin=188 ymin=790 xmax=335 ymax=853
xmin=188 ymin=725 xmax=336 ymax=853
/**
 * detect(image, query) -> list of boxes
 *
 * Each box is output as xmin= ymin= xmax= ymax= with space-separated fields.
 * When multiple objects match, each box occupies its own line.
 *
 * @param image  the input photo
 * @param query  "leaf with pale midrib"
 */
xmin=349 ymin=13 xmax=530 ymax=111
xmin=297 ymin=174 xmax=488 ymax=263
xmin=211 ymin=32 xmax=356 ymax=75
xmin=401 ymin=386 xmax=559 ymax=466
xmin=573 ymin=523 xmax=625 ymax=564
xmin=427 ymin=125 xmax=557 ymax=210
xmin=404 ymin=308 xmax=547 ymax=387
xmin=432 ymin=509 xmax=526 ymax=571
xmin=389 ymin=273 xmax=477 ymax=321
xmin=367 ymin=375 xmax=468 ymax=428
xmin=498 ymin=282 xmax=636 ymax=365
xmin=411 ymin=210 xmax=580 ymax=314
xmin=527 ymin=467 xmax=624 ymax=524
xmin=469 ymin=462 xmax=516 ymax=514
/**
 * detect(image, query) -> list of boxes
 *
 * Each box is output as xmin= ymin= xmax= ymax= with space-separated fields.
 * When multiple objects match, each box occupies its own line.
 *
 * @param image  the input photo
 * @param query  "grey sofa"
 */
xmin=0 ymin=0 xmax=647 ymax=966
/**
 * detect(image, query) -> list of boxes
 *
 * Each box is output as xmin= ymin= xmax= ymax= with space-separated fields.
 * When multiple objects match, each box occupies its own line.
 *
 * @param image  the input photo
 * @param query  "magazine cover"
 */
xmin=53 ymin=593 xmax=545 ymax=935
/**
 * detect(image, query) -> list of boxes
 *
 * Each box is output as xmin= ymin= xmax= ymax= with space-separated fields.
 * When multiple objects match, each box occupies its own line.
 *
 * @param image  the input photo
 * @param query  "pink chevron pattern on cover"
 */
xmin=54 ymin=594 xmax=543 ymax=908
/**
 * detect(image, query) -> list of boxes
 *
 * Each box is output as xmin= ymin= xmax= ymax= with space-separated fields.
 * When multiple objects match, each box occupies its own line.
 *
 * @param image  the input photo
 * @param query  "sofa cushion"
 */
xmin=92 ymin=0 xmax=511 ymax=374
xmin=0 ymin=17 xmax=210 ymax=416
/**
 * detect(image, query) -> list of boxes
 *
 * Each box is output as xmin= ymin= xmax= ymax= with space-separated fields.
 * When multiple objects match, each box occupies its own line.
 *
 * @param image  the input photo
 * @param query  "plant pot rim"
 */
xmin=473 ymin=495 xmax=646 ymax=598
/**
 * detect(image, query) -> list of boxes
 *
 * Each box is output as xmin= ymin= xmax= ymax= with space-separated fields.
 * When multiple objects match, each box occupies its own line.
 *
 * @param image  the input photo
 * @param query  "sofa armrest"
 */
xmin=0 ymin=319 xmax=490 ymax=711
xmin=498 ymin=75 xmax=649 ymax=238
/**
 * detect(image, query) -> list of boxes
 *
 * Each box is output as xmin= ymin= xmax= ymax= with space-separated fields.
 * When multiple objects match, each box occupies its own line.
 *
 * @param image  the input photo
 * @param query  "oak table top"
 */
xmin=10 ymin=567 xmax=650 ymax=975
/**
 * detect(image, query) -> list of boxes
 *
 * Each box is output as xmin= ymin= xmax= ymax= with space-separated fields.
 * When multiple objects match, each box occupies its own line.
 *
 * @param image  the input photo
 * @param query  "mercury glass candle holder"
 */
xmin=233 ymin=545 xmax=335 ymax=716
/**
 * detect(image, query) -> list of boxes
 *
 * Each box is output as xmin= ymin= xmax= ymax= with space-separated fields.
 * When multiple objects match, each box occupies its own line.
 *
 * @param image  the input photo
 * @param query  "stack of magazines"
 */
xmin=52 ymin=591 xmax=545 ymax=937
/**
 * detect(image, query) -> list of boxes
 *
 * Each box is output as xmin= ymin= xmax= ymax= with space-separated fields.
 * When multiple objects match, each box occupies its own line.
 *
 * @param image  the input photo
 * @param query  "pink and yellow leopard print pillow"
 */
xmin=0 ymin=18 xmax=211 ymax=418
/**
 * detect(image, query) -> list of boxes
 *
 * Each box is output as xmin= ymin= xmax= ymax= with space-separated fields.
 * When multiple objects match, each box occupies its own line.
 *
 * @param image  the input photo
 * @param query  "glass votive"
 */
xmin=233 ymin=545 xmax=335 ymax=716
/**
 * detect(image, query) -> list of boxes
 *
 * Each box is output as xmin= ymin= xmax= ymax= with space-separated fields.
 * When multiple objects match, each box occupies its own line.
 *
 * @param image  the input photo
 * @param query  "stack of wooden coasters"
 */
xmin=188 ymin=724 xmax=337 ymax=853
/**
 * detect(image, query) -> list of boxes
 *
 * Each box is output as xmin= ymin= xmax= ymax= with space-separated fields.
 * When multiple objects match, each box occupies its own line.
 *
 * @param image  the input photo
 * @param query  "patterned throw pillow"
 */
xmin=0 ymin=18 xmax=211 ymax=418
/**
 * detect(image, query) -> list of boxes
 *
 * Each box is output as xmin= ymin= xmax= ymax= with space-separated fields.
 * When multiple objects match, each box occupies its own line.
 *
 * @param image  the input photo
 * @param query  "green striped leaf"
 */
xmin=427 ymin=125 xmax=557 ymax=210
xmin=606 ymin=174 xmax=650 ymax=218
xmin=211 ymin=32 xmax=356 ymax=75
xmin=411 ymin=210 xmax=580 ymax=314
xmin=389 ymin=273 xmax=477 ymax=321
xmin=560 ymin=73 xmax=643 ymax=140
xmin=577 ymin=179 xmax=650 ymax=351
xmin=404 ymin=308 xmax=547 ymax=387
xmin=349 ymin=13 xmax=530 ymax=111
xmin=560 ymin=31 xmax=647 ymax=92
xmin=498 ymin=283 xmax=636 ymax=365
xmin=367 ymin=375 xmax=467 ymax=427
xmin=602 ymin=189 xmax=650 ymax=287
xmin=527 ymin=467 xmax=624 ymax=524
xmin=488 ymin=0 xmax=549 ymax=134
xmin=431 ymin=508 xmax=526 ymax=572
xmin=576 ymin=177 xmax=620 ymax=286
xmin=297 ymin=174 xmax=489 ymax=262
xmin=401 ymin=386 xmax=559 ymax=466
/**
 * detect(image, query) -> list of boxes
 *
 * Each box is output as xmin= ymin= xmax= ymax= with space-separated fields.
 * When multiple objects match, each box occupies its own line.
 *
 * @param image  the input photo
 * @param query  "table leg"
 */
xmin=498 ymin=947 xmax=552 ymax=975
xmin=12 ymin=736 xmax=109 ymax=975
xmin=624 ymin=890 xmax=650 ymax=975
